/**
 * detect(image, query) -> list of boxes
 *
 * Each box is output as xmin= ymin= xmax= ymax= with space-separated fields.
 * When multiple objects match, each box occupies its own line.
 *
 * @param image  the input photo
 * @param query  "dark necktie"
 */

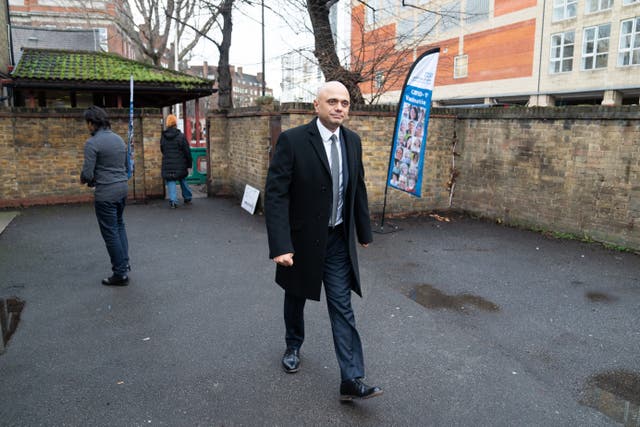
xmin=330 ymin=134 xmax=339 ymax=227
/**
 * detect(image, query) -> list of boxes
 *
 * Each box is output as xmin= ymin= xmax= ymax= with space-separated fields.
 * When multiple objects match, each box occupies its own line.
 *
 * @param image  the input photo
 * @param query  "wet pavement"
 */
xmin=0 ymin=198 xmax=638 ymax=426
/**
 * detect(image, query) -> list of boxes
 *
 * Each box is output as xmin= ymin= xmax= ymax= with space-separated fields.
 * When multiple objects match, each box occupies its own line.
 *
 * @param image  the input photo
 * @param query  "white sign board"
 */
xmin=241 ymin=184 xmax=260 ymax=215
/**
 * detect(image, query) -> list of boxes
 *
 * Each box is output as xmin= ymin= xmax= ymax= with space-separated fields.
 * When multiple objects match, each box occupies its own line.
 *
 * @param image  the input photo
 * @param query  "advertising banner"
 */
xmin=386 ymin=48 xmax=440 ymax=197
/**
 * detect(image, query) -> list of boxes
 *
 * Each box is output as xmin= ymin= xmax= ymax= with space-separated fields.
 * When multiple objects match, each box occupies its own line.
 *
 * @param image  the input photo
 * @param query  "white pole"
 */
xmin=174 ymin=23 xmax=180 ymax=119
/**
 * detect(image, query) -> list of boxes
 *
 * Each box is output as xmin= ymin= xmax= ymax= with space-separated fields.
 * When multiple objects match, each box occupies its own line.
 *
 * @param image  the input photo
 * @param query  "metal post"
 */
xmin=261 ymin=0 xmax=266 ymax=97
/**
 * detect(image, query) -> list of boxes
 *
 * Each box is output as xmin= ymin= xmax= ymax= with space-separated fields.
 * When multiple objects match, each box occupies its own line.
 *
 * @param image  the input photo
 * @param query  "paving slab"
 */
xmin=0 ymin=210 xmax=18 ymax=235
xmin=0 ymin=198 xmax=638 ymax=426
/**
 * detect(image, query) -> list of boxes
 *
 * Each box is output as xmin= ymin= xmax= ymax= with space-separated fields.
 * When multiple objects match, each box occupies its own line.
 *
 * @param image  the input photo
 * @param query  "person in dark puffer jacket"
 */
xmin=161 ymin=114 xmax=193 ymax=208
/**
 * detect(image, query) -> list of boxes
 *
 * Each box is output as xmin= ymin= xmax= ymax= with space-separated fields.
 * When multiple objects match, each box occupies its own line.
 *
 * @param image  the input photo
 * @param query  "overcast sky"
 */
xmin=188 ymin=2 xmax=313 ymax=99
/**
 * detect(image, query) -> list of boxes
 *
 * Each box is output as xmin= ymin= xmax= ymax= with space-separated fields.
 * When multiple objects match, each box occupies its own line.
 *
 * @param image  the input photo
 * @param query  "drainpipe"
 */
xmin=535 ymin=0 xmax=547 ymax=105
xmin=5 ymin=0 xmax=14 ymax=67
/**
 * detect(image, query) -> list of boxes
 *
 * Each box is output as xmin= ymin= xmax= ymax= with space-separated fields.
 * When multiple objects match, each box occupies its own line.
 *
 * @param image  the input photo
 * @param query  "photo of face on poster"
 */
xmin=389 ymin=98 xmax=430 ymax=196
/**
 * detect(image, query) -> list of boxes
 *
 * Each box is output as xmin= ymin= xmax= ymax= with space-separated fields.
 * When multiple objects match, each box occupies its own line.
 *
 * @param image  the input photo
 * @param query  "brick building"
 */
xmin=8 ymin=0 xmax=137 ymax=60
xmin=186 ymin=62 xmax=273 ymax=109
xmin=352 ymin=0 xmax=640 ymax=106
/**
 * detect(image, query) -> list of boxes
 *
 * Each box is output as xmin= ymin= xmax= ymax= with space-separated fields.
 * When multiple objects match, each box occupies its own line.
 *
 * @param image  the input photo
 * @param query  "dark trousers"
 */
xmin=284 ymin=225 xmax=365 ymax=381
xmin=95 ymin=198 xmax=129 ymax=276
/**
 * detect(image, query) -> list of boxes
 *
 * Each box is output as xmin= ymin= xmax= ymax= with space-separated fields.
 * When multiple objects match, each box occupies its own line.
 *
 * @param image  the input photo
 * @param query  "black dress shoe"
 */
xmin=339 ymin=378 xmax=383 ymax=401
xmin=102 ymin=275 xmax=129 ymax=286
xmin=281 ymin=348 xmax=300 ymax=373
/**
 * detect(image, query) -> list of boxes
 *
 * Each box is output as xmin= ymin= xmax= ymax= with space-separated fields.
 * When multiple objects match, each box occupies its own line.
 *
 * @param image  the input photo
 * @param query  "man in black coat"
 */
xmin=265 ymin=81 xmax=382 ymax=401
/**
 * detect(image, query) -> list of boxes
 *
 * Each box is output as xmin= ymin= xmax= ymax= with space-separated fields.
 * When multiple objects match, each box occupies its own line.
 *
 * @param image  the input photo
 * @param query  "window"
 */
xmin=553 ymin=0 xmax=577 ymax=21
xmin=441 ymin=1 xmax=461 ymax=32
xmin=454 ymin=54 xmax=468 ymax=78
xmin=374 ymin=71 xmax=385 ymax=89
xmin=550 ymin=30 xmax=575 ymax=73
xmin=582 ymin=24 xmax=610 ymax=69
xmin=623 ymin=0 xmax=640 ymax=5
xmin=397 ymin=15 xmax=415 ymax=44
xmin=618 ymin=17 xmax=640 ymax=66
xmin=466 ymin=0 xmax=490 ymax=24
xmin=585 ymin=0 xmax=613 ymax=13
xmin=417 ymin=12 xmax=437 ymax=37
xmin=366 ymin=0 xmax=396 ymax=25
xmin=98 ymin=28 xmax=108 ymax=52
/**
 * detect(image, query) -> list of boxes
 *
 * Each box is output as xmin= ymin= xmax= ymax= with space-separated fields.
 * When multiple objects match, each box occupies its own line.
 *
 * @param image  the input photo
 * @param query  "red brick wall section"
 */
xmin=495 ymin=0 xmax=538 ymax=17
xmin=354 ymin=17 xmax=536 ymax=94
xmin=435 ymin=20 xmax=536 ymax=86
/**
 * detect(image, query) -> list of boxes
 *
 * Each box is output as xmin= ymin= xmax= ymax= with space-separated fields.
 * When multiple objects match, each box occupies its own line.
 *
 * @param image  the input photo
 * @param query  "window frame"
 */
xmin=440 ymin=1 xmax=462 ymax=33
xmin=454 ymin=54 xmax=468 ymax=78
xmin=552 ymin=0 xmax=578 ymax=22
xmin=550 ymin=30 xmax=576 ymax=73
xmin=465 ymin=0 xmax=490 ymax=24
xmin=581 ymin=23 xmax=611 ymax=70
xmin=618 ymin=17 xmax=640 ymax=66
xmin=585 ymin=0 xmax=613 ymax=14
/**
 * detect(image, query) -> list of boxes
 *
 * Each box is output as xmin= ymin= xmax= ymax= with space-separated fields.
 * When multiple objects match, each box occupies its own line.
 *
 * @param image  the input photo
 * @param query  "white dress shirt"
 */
xmin=316 ymin=119 xmax=344 ymax=226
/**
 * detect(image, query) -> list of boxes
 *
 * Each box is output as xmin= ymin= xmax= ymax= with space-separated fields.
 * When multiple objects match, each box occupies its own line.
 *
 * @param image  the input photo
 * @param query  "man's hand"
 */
xmin=273 ymin=253 xmax=294 ymax=267
xmin=361 ymin=243 xmax=369 ymax=248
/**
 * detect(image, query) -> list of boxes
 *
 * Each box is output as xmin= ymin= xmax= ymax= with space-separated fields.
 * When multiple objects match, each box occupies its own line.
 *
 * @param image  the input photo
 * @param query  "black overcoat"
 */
xmin=264 ymin=118 xmax=373 ymax=301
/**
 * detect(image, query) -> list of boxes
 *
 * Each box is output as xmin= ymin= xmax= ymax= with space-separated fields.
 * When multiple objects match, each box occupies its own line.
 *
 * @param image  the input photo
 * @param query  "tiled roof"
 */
xmin=11 ymin=48 xmax=212 ymax=90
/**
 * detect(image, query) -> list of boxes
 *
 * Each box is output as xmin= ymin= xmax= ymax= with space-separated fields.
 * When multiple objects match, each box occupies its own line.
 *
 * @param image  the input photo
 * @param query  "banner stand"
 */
xmin=128 ymin=74 xmax=136 ymax=201
xmin=377 ymin=47 xmax=440 ymax=233
xmin=373 ymin=221 xmax=400 ymax=234
xmin=373 ymin=185 xmax=400 ymax=234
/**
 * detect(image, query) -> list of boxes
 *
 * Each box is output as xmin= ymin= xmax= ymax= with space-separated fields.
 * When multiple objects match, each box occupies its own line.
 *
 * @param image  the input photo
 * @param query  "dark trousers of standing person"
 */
xmin=284 ymin=225 xmax=365 ymax=381
xmin=95 ymin=197 xmax=129 ymax=277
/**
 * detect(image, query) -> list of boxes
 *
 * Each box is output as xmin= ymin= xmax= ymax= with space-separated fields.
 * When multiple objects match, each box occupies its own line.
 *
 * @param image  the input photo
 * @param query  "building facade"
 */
xmin=280 ymin=1 xmax=350 ymax=102
xmin=352 ymin=0 xmax=640 ymax=106
xmin=9 ymin=0 xmax=137 ymax=60
xmin=186 ymin=63 xmax=273 ymax=109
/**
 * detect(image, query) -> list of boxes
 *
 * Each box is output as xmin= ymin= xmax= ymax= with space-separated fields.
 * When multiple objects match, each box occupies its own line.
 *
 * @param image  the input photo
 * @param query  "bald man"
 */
xmin=265 ymin=81 xmax=382 ymax=401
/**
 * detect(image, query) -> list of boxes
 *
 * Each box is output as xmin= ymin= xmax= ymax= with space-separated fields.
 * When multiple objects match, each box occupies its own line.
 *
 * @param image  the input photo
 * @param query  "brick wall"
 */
xmin=0 ymin=108 xmax=163 ymax=207
xmin=451 ymin=107 xmax=640 ymax=248
xmin=207 ymin=104 xmax=639 ymax=250
xmin=1 ymin=105 xmax=638 ymax=250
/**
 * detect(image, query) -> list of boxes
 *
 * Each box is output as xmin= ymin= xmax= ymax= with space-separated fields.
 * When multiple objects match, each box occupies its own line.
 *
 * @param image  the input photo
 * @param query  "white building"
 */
xmin=280 ymin=1 xmax=351 ymax=102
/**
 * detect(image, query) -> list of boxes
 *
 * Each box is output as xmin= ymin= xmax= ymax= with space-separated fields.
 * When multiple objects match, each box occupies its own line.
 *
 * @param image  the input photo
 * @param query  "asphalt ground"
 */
xmin=0 ymin=197 xmax=638 ymax=426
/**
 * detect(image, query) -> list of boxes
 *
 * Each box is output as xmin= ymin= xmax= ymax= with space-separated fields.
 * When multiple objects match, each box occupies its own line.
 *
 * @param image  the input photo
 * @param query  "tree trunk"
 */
xmin=306 ymin=0 xmax=364 ymax=104
xmin=217 ymin=0 xmax=234 ymax=109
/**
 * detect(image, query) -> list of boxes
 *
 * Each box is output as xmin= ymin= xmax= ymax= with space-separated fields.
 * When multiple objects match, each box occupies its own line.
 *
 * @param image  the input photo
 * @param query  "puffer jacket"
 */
xmin=161 ymin=127 xmax=192 ymax=180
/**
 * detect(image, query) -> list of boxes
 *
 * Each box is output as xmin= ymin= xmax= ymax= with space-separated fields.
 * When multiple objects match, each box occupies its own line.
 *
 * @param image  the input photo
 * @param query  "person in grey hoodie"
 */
xmin=80 ymin=106 xmax=130 ymax=286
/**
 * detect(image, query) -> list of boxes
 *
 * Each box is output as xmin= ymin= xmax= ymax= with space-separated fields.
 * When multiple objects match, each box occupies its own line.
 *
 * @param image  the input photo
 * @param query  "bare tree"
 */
xmin=115 ymin=0 xmax=242 ymax=108
xmin=276 ymin=0 xmax=461 ymax=104
xmin=214 ymin=0 xmax=234 ymax=108
xmin=174 ymin=0 xmax=243 ymax=108
xmin=306 ymin=0 xmax=364 ymax=103
xmin=110 ymin=0 xmax=219 ymax=67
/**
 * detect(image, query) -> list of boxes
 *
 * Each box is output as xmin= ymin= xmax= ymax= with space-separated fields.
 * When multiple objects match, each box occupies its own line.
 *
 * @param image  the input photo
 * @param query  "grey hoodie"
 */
xmin=81 ymin=128 xmax=129 ymax=202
